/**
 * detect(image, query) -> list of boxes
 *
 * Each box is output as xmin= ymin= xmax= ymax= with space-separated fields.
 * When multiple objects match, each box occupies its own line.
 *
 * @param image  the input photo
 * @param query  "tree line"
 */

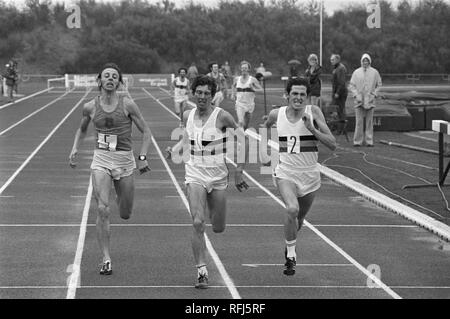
xmin=1 ymin=0 xmax=449 ymax=76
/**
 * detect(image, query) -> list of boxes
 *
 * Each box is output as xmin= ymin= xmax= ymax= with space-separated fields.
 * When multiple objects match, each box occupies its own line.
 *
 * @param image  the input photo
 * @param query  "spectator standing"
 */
xmin=305 ymin=54 xmax=322 ymax=108
xmin=330 ymin=54 xmax=348 ymax=131
xmin=348 ymin=53 xmax=382 ymax=147
xmin=3 ymin=61 xmax=18 ymax=103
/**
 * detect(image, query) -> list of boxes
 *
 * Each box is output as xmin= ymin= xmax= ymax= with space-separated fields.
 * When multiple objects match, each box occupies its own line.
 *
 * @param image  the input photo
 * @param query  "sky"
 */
xmin=1 ymin=0 xmax=427 ymax=15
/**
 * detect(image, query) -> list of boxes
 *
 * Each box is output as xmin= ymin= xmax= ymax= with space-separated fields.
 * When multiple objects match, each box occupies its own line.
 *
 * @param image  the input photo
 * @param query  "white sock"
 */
xmin=197 ymin=264 xmax=208 ymax=276
xmin=286 ymin=240 xmax=297 ymax=259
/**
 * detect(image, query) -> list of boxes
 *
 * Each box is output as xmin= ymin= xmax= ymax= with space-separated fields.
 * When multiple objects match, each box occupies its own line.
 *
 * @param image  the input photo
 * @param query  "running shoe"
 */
xmin=283 ymin=257 xmax=296 ymax=276
xmin=195 ymin=274 xmax=209 ymax=289
xmin=100 ymin=260 xmax=112 ymax=275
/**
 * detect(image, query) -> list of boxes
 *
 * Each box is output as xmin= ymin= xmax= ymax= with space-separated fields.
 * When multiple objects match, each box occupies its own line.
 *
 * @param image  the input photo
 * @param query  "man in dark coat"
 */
xmin=330 ymin=54 xmax=348 ymax=122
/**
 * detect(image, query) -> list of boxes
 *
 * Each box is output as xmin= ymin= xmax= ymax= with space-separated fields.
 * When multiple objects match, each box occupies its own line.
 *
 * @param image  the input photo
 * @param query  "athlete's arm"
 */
xmin=171 ymin=79 xmax=177 ymax=95
xmin=251 ymin=77 xmax=264 ymax=92
xmin=304 ymin=105 xmax=336 ymax=151
xmin=125 ymin=97 xmax=152 ymax=174
xmin=263 ymin=108 xmax=278 ymax=128
xmin=69 ymin=101 xmax=94 ymax=168
xmin=230 ymin=77 xmax=237 ymax=100
xmin=221 ymin=110 xmax=249 ymax=192
xmin=186 ymin=79 xmax=192 ymax=97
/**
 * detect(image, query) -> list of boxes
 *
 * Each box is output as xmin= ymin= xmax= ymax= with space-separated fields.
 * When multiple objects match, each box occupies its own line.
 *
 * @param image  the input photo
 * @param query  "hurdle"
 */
xmin=403 ymin=120 xmax=450 ymax=189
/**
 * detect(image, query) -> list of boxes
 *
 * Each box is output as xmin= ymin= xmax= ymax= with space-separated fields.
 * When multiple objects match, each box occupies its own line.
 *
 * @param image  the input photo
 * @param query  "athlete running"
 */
xmin=69 ymin=63 xmax=151 ymax=275
xmin=230 ymin=60 xmax=263 ymax=130
xmin=262 ymin=77 xmax=336 ymax=276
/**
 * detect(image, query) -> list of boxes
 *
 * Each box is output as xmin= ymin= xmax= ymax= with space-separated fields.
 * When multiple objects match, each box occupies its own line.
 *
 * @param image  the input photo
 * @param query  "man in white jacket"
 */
xmin=349 ymin=53 xmax=382 ymax=147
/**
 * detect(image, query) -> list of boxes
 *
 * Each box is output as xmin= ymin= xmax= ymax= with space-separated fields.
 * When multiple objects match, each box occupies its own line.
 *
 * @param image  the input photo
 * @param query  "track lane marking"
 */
xmin=0 ymin=223 xmax=419 ymax=228
xmin=66 ymin=175 xmax=92 ymax=299
xmin=0 ymin=89 xmax=74 ymax=136
xmin=0 ymin=88 xmax=51 ymax=110
xmin=0 ymin=89 xmax=92 ymax=196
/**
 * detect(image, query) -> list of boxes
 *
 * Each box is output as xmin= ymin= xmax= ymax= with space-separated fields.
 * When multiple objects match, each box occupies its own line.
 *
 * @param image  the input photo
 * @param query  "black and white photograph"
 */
xmin=0 ymin=0 xmax=449 ymax=307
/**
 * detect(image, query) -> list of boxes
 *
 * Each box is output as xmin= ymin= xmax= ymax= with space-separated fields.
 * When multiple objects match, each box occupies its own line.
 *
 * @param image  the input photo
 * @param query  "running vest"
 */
xmin=174 ymin=76 xmax=189 ymax=101
xmin=186 ymin=107 xmax=228 ymax=169
xmin=236 ymin=76 xmax=255 ymax=107
xmin=92 ymin=96 xmax=132 ymax=152
xmin=276 ymin=105 xmax=318 ymax=169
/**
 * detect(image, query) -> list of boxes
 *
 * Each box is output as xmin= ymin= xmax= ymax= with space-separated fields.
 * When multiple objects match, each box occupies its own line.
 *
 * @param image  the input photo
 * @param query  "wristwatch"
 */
xmin=138 ymin=155 xmax=147 ymax=161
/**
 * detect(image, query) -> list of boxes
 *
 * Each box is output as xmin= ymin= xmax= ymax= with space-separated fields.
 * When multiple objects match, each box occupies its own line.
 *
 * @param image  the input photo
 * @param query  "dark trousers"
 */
xmin=333 ymin=93 xmax=348 ymax=121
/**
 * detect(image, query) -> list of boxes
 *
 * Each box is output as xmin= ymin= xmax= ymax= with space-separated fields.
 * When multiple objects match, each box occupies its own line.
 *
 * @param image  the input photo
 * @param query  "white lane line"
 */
xmin=313 ymin=224 xmax=418 ymax=228
xmin=404 ymin=132 xmax=438 ymax=142
xmin=0 ymin=223 xmax=420 ymax=228
xmin=139 ymin=88 xmax=241 ymax=300
xmin=0 ymin=88 xmax=51 ymax=110
xmin=66 ymin=175 xmax=93 ymax=299
xmin=152 ymin=88 xmax=402 ymax=300
xmin=0 ymin=90 xmax=74 ymax=136
xmin=0 ymin=223 xmax=278 ymax=227
xmin=242 ymin=264 xmax=353 ymax=267
xmin=0 ymin=89 xmax=91 ymax=196
xmin=2 ymin=285 xmax=450 ymax=289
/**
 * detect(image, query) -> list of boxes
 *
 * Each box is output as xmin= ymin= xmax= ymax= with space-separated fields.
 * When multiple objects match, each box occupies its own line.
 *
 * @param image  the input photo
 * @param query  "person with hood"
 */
xmin=349 ymin=53 xmax=382 ymax=147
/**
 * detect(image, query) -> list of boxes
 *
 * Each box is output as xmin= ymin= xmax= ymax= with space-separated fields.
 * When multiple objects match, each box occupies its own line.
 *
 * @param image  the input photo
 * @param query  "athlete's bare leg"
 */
xmin=243 ymin=112 xmax=252 ymax=130
xmin=92 ymin=170 xmax=113 ymax=262
xmin=206 ymin=188 xmax=227 ymax=233
xmin=297 ymin=192 xmax=316 ymax=231
xmin=179 ymin=101 xmax=186 ymax=127
xmin=276 ymin=179 xmax=301 ymax=242
xmin=113 ymin=174 xmax=135 ymax=220
xmin=187 ymin=183 xmax=208 ymax=267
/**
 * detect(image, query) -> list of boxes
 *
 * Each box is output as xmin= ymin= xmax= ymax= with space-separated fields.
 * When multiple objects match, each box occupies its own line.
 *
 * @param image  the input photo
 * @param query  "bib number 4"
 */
xmin=97 ymin=133 xmax=118 ymax=151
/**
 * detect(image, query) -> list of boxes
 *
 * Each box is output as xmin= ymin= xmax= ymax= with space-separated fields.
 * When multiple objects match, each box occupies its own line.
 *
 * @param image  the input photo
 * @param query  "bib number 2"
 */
xmin=97 ymin=133 xmax=118 ymax=151
xmin=288 ymin=135 xmax=300 ymax=154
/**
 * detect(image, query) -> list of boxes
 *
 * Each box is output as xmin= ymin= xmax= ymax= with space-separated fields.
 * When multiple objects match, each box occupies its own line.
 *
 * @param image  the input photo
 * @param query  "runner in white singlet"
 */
xmin=166 ymin=75 xmax=249 ymax=289
xmin=231 ymin=60 xmax=263 ymax=130
xmin=172 ymin=67 xmax=191 ymax=127
xmin=262 ymin=77 xmax=336 ymax=277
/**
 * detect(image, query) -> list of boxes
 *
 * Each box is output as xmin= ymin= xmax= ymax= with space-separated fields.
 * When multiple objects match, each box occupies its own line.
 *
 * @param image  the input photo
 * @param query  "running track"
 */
xmin=0 ymin=87 xmax=449 ymax=299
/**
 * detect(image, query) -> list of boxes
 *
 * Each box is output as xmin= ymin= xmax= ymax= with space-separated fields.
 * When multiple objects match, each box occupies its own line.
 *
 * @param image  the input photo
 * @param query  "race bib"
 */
xmin=97 ymin=133 xmax=118 ymax=151
xmin=287 ymin=135 xmax=300 ymax=154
